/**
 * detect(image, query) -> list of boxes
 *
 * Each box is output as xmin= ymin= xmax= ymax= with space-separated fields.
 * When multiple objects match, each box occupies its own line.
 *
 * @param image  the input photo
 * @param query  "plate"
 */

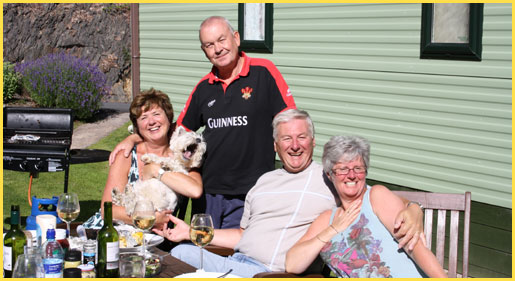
xmin=175 ymin=271 xmax=242 ymax=278
xmin=120 ymin=233 xmax=164 ymax=252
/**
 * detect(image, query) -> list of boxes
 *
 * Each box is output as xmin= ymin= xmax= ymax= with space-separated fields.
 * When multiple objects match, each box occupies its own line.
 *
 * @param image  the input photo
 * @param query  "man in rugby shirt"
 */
xmin=177 ymin=16 xmax=296 ymax=229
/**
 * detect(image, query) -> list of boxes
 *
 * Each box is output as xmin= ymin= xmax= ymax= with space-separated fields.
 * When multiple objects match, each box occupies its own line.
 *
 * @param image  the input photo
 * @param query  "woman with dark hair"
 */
xmin=101 ymin=88 xmax=202 ymax=227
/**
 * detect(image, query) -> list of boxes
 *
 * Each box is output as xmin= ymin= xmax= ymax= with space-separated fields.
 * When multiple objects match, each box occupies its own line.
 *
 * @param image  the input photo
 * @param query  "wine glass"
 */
xmin=119 ymin=253 xmax=146 ymax=278
xmin=57 ymin=193 xmax=80 ymax=238
xmin=12 ymin=247 xmax=44 ymax=278
xmin=132 ymin=200 xmax=156 ymax=256
xmin=189 ymin=213 xmax=214 ymax=272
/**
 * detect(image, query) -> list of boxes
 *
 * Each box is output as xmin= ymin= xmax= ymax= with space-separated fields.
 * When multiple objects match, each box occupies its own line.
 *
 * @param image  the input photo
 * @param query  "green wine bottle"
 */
xmin=96 ymin=201 xmax=119 ymax=277
xmin=3 ymin=205 xmax=27 ymax=278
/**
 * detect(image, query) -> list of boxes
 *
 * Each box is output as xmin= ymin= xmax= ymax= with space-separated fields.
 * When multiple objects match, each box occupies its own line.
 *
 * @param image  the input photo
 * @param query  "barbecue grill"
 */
xmin=4 ymin=107 xmax=74 ymax=193
xmin=4 ymin=107 xmax=112 ymax=195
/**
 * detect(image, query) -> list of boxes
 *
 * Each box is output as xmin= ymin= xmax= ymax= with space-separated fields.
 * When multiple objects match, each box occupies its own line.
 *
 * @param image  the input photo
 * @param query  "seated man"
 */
xmin=153 ymin=109 xmax=424 ymax=278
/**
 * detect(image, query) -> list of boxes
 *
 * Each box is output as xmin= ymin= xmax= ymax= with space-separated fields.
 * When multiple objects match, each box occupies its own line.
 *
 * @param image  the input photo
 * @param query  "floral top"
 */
xmin=127 ymin=144 xmax=139 ymax=184
xmin=319 ymin=185 xmax=426 ymax=278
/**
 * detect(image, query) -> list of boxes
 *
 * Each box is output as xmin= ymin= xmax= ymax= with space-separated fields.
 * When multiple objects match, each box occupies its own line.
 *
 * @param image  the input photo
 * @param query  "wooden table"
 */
xmin=61 ymin=222 xmax=196 ymax=277
xmin=154 ymin=248 xmax=196 ymax=278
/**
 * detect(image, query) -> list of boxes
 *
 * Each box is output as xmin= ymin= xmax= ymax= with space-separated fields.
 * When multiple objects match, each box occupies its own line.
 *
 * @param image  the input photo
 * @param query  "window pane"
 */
xmin=432 ymin=3 xmax=470 ymax=43
xmin=244 ymin=3 xmax=265 ymax=41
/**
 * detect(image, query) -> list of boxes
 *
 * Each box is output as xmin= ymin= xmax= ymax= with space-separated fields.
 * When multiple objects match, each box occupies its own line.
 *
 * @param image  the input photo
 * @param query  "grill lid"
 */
xmin=3 ymin=107 xmax=73 ymax=149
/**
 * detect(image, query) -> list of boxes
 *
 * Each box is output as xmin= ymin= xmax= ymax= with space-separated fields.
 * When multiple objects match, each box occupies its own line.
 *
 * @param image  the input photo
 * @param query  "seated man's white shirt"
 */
xmin=235 ymin=162 xmax=337 ymax=271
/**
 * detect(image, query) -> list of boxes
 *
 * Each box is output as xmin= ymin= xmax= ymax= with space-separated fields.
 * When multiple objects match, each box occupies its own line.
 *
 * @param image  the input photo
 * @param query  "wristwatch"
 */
xmin=407 ymin=201 xmax=423 ymax=210
xmin=157 ymin=168 xmax=166 ymax=181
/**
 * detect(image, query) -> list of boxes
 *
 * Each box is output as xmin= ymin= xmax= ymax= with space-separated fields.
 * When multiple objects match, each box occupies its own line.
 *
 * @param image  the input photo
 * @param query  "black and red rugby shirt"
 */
xmin=177 ymin=52 xmax=296 ymax=195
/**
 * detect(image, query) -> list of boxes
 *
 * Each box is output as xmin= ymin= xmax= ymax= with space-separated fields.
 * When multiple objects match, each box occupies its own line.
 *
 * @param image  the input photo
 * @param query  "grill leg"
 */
xmin=64 ymin=167 xmax=69 ymax=193
xmin=64 ymin=149 xmax=70 ymax=193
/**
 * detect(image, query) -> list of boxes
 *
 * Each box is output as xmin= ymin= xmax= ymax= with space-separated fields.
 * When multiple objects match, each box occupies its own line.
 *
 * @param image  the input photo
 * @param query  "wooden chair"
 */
xmin=393 ymin=190 xmax=471 ymax=278
xmin=206 ymin=190 xmax=471 ymax=278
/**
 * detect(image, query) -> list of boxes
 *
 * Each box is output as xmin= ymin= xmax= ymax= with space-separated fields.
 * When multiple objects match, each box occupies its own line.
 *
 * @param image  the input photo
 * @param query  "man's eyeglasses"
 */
xmin=331 ymin=166 xmax=366 ymax=176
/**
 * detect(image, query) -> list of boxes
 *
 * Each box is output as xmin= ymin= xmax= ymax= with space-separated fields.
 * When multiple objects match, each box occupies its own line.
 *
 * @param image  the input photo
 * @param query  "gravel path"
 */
xmin=70 ymin=103 xmax=130 ymax=149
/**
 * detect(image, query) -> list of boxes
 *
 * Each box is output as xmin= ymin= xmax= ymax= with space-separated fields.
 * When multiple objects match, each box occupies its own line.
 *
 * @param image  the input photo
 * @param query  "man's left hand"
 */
xmin=153 ymin=214 xmax=190 ymax=242
xmin=393 ymin=203 xmax=426 ymax=251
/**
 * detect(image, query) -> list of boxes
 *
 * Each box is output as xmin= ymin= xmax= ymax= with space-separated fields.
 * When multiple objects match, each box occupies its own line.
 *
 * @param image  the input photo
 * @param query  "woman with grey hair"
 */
xmin=286 ymin=135 xmax=446 ymax=278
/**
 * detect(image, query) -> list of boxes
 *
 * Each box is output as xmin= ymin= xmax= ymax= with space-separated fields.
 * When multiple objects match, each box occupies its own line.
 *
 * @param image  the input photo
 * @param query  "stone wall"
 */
xmin=3 ymin=3 xmax=132 ymax=102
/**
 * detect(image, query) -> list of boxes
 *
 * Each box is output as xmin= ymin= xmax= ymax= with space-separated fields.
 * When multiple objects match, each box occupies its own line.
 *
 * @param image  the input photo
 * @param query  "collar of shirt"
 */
xmin=208 ymin=51 xmax=250 ymax=84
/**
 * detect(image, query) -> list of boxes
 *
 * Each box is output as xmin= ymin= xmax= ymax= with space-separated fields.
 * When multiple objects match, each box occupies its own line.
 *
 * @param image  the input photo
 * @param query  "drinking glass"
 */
xmin=12 ymin=248 xmax=44 ymax=278
xmin=189 ymin=213 xmax=214 ymax=272
xmin=132 ymin=200 xmax=155 ymax=256
xmin=57 ymin=193 xmax=80 ymax=238
xmin=119 ymin=253 xmax=145 ymax=278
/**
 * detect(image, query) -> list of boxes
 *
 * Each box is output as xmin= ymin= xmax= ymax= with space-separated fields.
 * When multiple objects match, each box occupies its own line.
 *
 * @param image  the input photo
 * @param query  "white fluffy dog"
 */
xmin=112 ymin=126 xmax=206 ymax=216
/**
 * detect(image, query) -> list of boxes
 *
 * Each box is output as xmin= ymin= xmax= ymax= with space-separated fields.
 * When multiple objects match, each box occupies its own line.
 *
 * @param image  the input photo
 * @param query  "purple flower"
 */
xmin=15 ymin=52 xmax=109 ymax=119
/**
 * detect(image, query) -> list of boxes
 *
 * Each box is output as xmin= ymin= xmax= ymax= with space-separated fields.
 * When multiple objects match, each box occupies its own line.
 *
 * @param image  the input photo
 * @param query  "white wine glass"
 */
xmin=57 ymin=193 xmax=80 ymax=238
xmin=189 ymin=213 xmax=214 ymax=272
xmin=132 ymin=200 xmax=156 ymax=256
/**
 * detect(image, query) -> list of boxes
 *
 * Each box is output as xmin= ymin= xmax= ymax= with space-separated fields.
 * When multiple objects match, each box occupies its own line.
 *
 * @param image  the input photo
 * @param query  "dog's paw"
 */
xmin=111 ymin=187 xmax=123 ymax=205
xmin=141 ymin=153 xmax=151 ymax=163
xmin=141 ymin=153 xmax=163 ymax=165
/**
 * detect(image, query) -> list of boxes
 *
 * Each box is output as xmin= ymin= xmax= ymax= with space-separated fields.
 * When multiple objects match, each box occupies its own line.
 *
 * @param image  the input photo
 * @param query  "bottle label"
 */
xmin=83 ymin=252 xmax=95 ymax=266
xmin=43 ymin=258 xmax=63 ymax=278
xmin=106 ymin=241 xmax=119 ymax=263
xmin=3 ymin=246 xmax=12 ymax=271
xmin=106 ymin=261 xmax=119 ymax=270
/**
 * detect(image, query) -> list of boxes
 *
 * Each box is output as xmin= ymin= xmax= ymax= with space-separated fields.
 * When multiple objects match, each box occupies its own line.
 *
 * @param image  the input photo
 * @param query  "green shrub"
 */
xmin=3 ymin=62 xmax=21 ymax=103
xmin=15 ymin=53 xmax=109 ymax=120
xmin=103 ymin=3 xmax=130 ymax=15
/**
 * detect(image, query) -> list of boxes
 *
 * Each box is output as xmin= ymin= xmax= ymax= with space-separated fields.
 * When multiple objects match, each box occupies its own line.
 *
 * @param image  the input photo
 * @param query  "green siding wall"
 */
xmin=139 ymin=4 xmax=511 ymax=277
xmin=139 ymin=3 xmax=511 ymax=209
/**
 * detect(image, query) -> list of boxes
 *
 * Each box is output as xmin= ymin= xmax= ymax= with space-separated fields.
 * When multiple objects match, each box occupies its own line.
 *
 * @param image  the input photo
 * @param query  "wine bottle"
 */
xmin=96 ymin=201 xmax=120 ymax=277
xmin=3 ymin=205 xmax=27 ymax=278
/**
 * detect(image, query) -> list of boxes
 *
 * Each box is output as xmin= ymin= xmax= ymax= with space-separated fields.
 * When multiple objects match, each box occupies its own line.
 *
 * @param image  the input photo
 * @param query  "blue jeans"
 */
xmin=192 ymin=193 xmax=245 ymax=229
xmin=171 ymin=244 xmax=270 ymax=278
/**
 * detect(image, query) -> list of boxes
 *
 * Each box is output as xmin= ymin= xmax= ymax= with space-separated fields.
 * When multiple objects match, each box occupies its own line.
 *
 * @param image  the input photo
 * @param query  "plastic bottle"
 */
xmin=41 ymin=228 xmax=64 ymax=278
xmin=55 ymin=228 xmax=69 ymax=253
xmin=96 ymin=201 xmax=120 ymax=277
xmin=3 ymin=205 xmax=27 ymax=278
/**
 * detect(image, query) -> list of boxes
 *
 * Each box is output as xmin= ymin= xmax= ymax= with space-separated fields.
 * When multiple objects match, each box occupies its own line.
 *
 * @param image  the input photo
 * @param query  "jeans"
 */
xmin=171 ymin=244 xmax=270 ymax=278
xmin=192 ymin=193 xmax=245 ymax=229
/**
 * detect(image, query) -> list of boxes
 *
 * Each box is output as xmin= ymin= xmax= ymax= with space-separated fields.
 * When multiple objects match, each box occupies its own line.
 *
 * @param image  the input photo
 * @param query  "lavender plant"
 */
xmin=15 ymin=53 xmax=109 ymax=120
